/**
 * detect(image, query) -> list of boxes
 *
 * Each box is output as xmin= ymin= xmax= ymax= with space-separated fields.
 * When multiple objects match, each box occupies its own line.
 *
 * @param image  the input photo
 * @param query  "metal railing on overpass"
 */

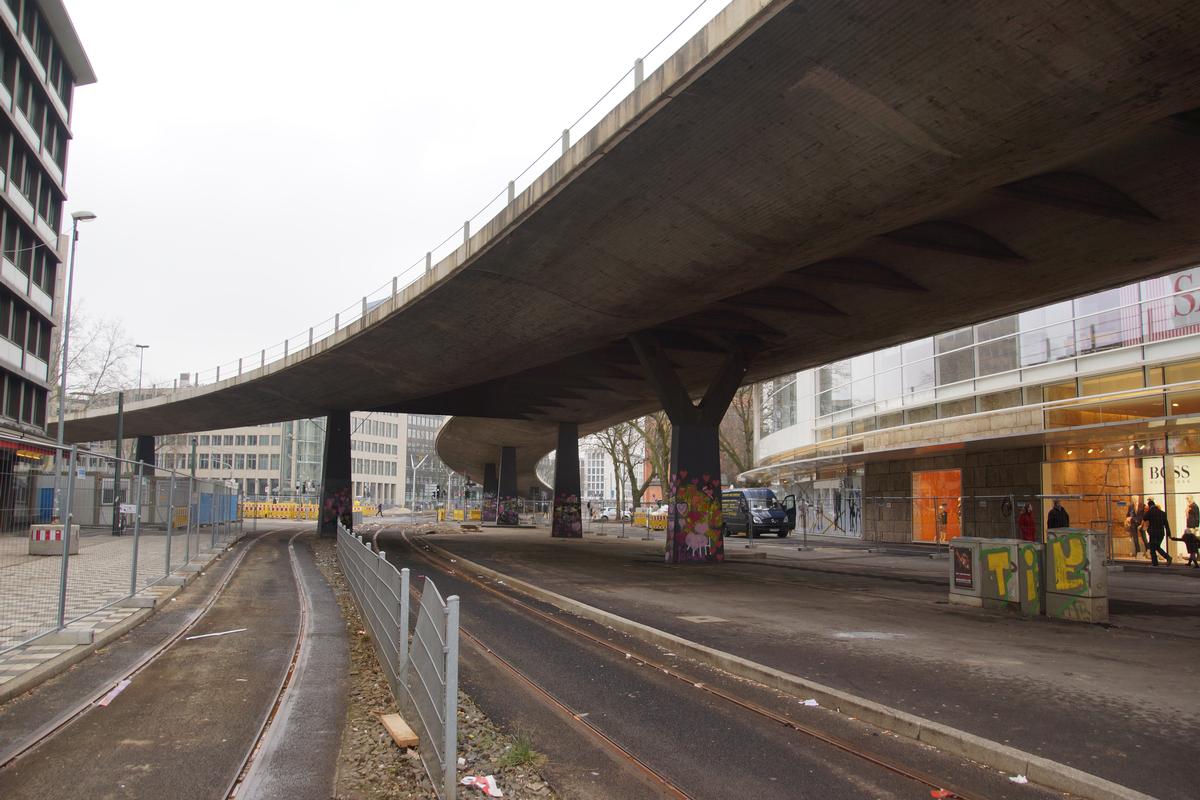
xmin=84 ymin=0 xmax=732 ymax=409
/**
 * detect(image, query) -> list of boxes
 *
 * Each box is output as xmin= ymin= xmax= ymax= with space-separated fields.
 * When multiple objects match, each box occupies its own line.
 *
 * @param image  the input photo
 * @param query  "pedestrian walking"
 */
xmin=1047 ymin=499 xmax=1070 ymax=530
xmin=1143 ymin=499 xmax=1173 ymax=566
xmin=1186 ymin=495 xmax=1198 ymax=534
xmin=1018 ymin=503 xmax=1035 ymax=542
xmin=1126 ymin=499 xmax=1143 ymax=557
xmin=1168 ymin=530 xmax=1200 ymax=568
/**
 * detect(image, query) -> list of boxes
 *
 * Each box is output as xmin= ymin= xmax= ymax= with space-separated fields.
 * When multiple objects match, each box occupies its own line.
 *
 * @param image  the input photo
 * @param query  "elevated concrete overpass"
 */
xmin=55 ymin=0 xmax=1200 ymax=559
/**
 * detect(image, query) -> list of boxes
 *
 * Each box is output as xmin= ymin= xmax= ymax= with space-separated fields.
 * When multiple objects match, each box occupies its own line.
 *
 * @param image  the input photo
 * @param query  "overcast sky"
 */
xmin=62 ymin=0 xmax=725 ymax=388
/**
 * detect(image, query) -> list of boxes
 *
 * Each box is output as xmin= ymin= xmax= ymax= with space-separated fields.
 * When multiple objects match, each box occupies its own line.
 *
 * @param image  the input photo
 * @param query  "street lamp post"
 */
xmin=53 ymin=210 xmax=97 ymax=520
xmin=135 ymin=344 xmax=149 ymax=398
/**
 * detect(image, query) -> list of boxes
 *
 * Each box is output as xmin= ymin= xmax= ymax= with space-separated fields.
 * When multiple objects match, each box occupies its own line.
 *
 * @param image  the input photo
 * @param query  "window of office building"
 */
xmin=975 ymin=316 xmax=1019 ymax=376
xmin=935 ymin=328 xmax=974 ymax=387
xmin=1019 ymin=301 xmax=1075 ymax=365
xmin=901 ymin=338 xmax=935 ymax=401
xmin=760 ymin=377 xmax=797 ymax=436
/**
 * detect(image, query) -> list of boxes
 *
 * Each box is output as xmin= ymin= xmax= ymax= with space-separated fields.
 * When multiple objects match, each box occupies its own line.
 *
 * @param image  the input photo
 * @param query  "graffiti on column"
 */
xmin=481 ymin=491 xmax=497 ymax=522
xmin=552 ymin=492 xmax=582 ymax=537
xmin=496 ymin=496 xmax=520 ymax=525
xmin=322 ymin=486 xmax=353 ymax=530
xmin=667 ymin=470 xmax=724 ymax=563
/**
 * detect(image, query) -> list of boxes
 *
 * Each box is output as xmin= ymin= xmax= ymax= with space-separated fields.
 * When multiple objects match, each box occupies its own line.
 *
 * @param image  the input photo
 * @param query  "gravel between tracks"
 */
xmin=310 ymin=536 xmax=560 ymax=800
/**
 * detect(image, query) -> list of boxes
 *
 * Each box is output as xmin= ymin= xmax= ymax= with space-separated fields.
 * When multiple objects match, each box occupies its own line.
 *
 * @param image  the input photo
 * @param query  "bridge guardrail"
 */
xmin=336 ymin=520 xmax=460 ymax=799
xmin=78 ymin=0 xmax=731 ymax=405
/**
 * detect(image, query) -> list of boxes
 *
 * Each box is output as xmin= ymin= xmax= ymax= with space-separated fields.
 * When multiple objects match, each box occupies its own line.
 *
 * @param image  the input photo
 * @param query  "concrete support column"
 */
xmin=481 ymin=462 xmax=498 ymax=523
xmin=135 ymin=435 xmax=156 ymax=476
xmin=631 ymin=334 xmax=750 ymax=564
xmin=552 ymin=422 xmax=582 ymax=538
xmin=497 ymin=446 xmax=519 ymax=526
xmin=319 ymin=410 xmax=353 ymax=537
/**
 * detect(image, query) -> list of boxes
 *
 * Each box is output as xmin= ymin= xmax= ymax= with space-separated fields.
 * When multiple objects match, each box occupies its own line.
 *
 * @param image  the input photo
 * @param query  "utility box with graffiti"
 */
xmin=1044 ymin=529 xmax=1108 ymax=623
xmin=949 ymin=538 xmax=1029 ymax=612
xmin=1018 ymin=542 xmax=1043 ymax=617
xmin=947 ymin=538 xmax=983 ymax=607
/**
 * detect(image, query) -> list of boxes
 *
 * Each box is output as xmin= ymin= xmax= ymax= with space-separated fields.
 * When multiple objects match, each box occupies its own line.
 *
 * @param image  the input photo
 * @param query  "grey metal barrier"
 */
xmin=335 ymin=520 xmax=460 ymax=799
xmin=0 ymin=436 xmax=245 ymax=658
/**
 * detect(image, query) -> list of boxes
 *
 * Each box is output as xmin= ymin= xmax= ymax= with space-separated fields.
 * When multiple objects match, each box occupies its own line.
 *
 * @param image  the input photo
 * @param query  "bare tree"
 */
xmin=719 ymin=386 xmax=755 ymax=483
xmin=587 ymin=425 xmax=627 ymax=513
xmin=632 ymin=412 xmax=672 ymax=501
xmin=48 ymin=307 xmax=136 ymax=413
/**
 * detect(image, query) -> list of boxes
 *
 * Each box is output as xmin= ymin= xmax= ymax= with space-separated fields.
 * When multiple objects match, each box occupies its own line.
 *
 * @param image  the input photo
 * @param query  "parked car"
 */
xmin=721 ymin=488 xmax=794 ymax=537
xmin=597 ymin=506 xmax=631 ymax=522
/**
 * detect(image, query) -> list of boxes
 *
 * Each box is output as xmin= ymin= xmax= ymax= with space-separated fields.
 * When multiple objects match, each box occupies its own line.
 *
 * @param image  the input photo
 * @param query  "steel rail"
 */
xmin=394 ymin=528 xmax=992 ymax=800
xmin=224 ymin=529 xmax=313 ymax=798
xmin=0 ymin=527 xmax=277 ymax=771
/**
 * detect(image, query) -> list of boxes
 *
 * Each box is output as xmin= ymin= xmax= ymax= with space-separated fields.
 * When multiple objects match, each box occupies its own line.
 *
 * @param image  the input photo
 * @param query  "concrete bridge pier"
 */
xmin=135 ymin=435 xmax=156 ymax=476
xmin=318 ymin=410 xmax=352 ymax=537
xmin=551 ymin=422 xmax=582 ymax=537
xmin=496 ymin=445 xmax=519 ymax=526
xmin=481 ymin=462 xmax=498 ymax=523
xmin=631 ymin=334 xmax=750 ymax=564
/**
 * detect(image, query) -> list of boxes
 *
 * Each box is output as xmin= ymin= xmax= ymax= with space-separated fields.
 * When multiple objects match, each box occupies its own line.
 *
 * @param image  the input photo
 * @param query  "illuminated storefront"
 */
xmin=750 ymin=267 xmax=1200 ymax=559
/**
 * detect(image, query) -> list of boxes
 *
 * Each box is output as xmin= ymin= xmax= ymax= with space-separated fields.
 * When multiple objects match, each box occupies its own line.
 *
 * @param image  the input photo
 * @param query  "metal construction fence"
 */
xmin=0 ymin=433 xmax=243 ymax=657
xmin=336 ymin=521 xmax=460 ymax=800
xmin=787 ymin=490 xmax=1199 ymax=563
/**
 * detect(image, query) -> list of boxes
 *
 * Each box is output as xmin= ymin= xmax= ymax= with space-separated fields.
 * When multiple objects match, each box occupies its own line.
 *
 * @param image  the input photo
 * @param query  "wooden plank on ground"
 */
xmin=380 ymin=713 xmax=419 ymax=748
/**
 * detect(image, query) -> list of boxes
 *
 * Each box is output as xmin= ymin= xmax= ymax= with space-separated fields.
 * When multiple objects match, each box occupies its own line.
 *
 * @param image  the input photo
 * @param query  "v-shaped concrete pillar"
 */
xmin=630 ymin=334 xmax=750 ymax=564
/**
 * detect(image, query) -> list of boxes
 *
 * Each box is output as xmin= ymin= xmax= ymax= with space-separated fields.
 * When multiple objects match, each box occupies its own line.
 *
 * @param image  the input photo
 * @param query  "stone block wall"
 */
xmin=863 ymin=446 xmax=1044 ymax=543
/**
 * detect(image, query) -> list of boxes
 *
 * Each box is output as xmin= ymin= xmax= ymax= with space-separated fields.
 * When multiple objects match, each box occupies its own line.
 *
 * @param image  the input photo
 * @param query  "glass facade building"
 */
xmin=752 ymin=266 xmax=1200 ymax=560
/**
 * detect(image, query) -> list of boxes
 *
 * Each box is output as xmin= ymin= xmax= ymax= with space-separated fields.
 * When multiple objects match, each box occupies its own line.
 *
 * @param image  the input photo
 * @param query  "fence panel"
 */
xmin=0 ymin=438 xmax=243 ymax=658
xmin=335 ymin=520 xmax=458 ymax=799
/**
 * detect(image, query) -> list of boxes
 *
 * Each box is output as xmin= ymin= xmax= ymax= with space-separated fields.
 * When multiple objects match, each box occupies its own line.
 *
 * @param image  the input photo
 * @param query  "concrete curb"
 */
xmin=0 ymin=546 xmax=228 ymax=706
xmin=419 ymin=537 xmax=1156 ymax=800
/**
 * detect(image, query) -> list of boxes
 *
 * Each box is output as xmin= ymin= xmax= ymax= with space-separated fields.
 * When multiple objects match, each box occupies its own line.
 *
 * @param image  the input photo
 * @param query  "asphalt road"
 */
xmin=383 ymin=530 xmax=1053 ymax=800
xmin=431 ymin=530 xmax=1200 ymax=800
xmin=0 ymin=530 xmax=305 ymax=800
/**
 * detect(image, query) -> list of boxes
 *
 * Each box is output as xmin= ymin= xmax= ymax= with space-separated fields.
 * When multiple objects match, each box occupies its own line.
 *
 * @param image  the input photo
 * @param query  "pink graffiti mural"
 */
xmin=667 ymin=470 xmax=724 ymax=563
xmin=552 ymin=492 xmax=582 ymax=537
xmin=322 ymin=486 xmax=353 ymax=530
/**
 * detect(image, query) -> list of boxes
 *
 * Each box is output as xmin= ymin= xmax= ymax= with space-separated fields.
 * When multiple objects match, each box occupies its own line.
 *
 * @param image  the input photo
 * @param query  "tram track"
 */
xmin=383 ymin=527 xmax=1006 ymax=800
xmin=0 ymin=527 xmax=317 ymax=800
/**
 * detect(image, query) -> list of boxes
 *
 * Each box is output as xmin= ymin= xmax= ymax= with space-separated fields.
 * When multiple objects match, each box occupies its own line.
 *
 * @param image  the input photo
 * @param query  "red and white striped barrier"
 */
xmin=28 ymin=524 xmax=80 ymax=556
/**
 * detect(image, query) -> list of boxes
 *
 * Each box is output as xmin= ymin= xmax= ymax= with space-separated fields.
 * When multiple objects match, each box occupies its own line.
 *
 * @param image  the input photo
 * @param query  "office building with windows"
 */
xmin=0 ymin=1 xmax=91 ymax=436
xmin=86 ymin=413 xmax=407 ymax=505
xmin=405 ymin=413 xmax=449 ymax=508
xmin=749 ymin=266 xmax=1200 ymax=561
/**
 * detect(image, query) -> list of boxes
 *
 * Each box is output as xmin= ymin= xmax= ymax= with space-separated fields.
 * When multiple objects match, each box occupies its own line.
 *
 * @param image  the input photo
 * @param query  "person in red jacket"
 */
xmin=1018 ymin=503 xmax=1035 ymax=542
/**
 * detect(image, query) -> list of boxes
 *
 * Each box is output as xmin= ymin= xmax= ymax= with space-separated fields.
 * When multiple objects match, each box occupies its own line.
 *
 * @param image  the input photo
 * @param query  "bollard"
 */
xmin=425 ymin=251 xmax=432 ymax=274
xmin=507 ymin=180 xmax=515 ymax=204
xmin=634 ymin=57 xmax=644 ymax=86
xmin=562 ymin=128 xmax=570 ymax=155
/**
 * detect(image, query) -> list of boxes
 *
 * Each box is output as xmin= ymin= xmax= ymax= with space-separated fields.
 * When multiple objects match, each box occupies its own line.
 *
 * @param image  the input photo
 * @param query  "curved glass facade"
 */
xmin=759 ymin=268 xmax=1200 ymax=455
xmin=752 ymin=267 xmax=1200 ymax=559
